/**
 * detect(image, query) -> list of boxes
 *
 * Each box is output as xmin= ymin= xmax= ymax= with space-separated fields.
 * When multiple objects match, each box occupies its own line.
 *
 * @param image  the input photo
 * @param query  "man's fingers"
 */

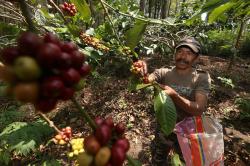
xmin=159 ymin=84 xmax=166 ymax=89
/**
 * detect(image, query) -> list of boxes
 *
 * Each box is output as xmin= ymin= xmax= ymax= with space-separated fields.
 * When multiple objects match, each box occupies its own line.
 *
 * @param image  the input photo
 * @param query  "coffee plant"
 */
xmin=235 ymin=98 xmax=250 ymax=120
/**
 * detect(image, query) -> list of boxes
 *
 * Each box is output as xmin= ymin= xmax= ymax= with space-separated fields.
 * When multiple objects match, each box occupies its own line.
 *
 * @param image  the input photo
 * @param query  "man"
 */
xmin=138 ymin=37 xmax=211 ymax=165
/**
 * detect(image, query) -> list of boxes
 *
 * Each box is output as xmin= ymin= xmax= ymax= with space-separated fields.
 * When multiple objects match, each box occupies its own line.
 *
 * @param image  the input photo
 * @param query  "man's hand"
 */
xmin=159 ymin=84 xmax=178 ymax=98
xmin=159 ymin=84 xmax=207 ymax=116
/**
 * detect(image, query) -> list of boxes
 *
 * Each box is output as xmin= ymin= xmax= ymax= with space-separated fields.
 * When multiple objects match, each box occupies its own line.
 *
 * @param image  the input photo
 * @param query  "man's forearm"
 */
xmin=149 ymin=77 xmax=207 ymax=116
xmin=170 ymin=93 xmax=205 ymax=116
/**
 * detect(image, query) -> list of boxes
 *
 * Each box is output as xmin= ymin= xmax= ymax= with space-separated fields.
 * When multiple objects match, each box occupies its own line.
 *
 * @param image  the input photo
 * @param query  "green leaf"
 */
xmin=34 ymin=9 xmax=46 ymax=25
xmin=154 ymin=91 xmax=177 ymax=136
xmin=201 ymin=0 xmax=230 ymax=13
xmin=84 ymin=47 xmax=103 ymax=65
xmin=104 ymin=22 xmax=113 ymax=35
xmin=208 ymin=1 xmax=236 ymax=23
xmin=235 ymin=98 xmax=250 ymax=112
xmin=86 ymin=28 xmax=95 ymax=35
xmin=171 ymin=153 xmax=184 ymax=166
xmin=136 ymin=83 xmax=152 ymax=90
xmin=247 ymin=9 xmax=250 ymax=16
xmin=187 ymin=0 xmax=232 ymax=25
xmin=185 ymin=14 xmax=200 ymax=26
xmin=0 ymin=120 xmax=54 ymax=156
xmin=44 ymin=26 xmax=68 ymax=33
xmin=67 ymin=24 xmax=81 ymax=36
xmin=70 ymin=0 xmax=91 ymax=22
xmin=128 ymin=76 xmax=141 ymax=91
xmin=39 ymin=8 xmax=54 ymax=19
xmin=127 ymin=155 xmax=142 ymax=166
xmin=233 ymin=2 xmax=250 ymax=18
xmin=0 ymin=149 xmax=10 ymax=165
xmin=125 ymin=19 xmax=147 ymax=50
xmin=0 ymin=22 xmax=20 ymax=36
xmin=0 ymin=105 xmax=24 ymax=131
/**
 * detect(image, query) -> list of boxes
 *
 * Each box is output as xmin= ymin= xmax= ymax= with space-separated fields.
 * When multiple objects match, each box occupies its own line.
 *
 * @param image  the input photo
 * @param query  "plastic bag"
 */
xmin=175 ymin=116 xmax=224 ymax=166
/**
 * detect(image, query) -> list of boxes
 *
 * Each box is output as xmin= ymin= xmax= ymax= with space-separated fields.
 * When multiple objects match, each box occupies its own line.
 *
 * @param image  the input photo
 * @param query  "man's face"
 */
xmin=175 ymin=47 xmax=198 ymax=70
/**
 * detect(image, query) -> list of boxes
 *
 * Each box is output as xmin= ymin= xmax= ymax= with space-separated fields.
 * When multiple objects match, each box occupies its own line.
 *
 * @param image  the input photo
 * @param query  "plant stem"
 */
xmin=71 ymin=96 xmax=96 ymax=130
xmin=18 ymin=0 xmax=37 ymax=32
xmin=48 ymin=0 xmax=68 ymax=24
xmin=0 ymin=4 xmax=24 ymax=19
xmin=153 ymin=81 xmax=163 ymax=90
xmin=227 ymin=18 xmax=246 ymax=71
xmin=38 ymin=113 xmax=61 ymax=133
xmin=98 ymin=0 xmax=122 ymax=44
xmin=0 ymin=14 xmax=23 ymax=22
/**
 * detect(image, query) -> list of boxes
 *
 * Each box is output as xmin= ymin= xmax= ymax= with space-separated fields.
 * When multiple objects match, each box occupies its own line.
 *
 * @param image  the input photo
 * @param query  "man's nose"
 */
xmin=180 ymin=52 xmax=187 ymax=58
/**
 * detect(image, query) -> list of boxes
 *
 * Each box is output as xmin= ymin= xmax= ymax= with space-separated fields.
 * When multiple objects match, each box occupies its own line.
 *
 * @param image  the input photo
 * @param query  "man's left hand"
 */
xmin=159 ymin=84 xmax=178 ymax=98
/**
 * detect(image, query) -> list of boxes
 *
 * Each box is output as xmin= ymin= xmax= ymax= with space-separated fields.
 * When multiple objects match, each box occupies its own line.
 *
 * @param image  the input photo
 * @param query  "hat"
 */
xmin=175 ymin=37 xmax=201 ymax=54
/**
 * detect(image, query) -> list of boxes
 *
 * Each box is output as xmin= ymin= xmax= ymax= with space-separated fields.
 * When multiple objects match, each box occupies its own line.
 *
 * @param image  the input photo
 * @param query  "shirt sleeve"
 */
xmin=148 ymin=68 xmax=170 ymax=84
xmin=195 ymin=72 xmax=211 ymax=97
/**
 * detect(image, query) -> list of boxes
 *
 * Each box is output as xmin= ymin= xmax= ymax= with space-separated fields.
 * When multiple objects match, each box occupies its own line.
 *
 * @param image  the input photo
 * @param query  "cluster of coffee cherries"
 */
xmin=130 ymin=61 xmax=142 ymax=75
xmin=59 ymin=2 xmax=77 ymax=16
xmin=121 ymin=46 xmax=132 ymax=56
xmin=77 ymin=117 xmax=130 ymax=166
xmin=53 ymin=126 xmax=72 ymax=145
xmin=131 ymin=60 xmax=149 ymax=84
xmin=68 ymin=138 xmax=84 ymax=157
xmin=80 ymin=32 xmax=110 ymax=52
xmin=0 ymin=32 xmax=91 ymax=113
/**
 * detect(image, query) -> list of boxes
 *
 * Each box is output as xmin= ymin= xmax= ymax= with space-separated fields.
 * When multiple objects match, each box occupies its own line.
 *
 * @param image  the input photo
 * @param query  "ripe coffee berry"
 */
xmin=53 ymin=126 xmax=72 ymax=145
xmin=0 ymin=32 xmax=91 ymax=113
xmin=60 ymin=2 xmax=77 ymax=16
xmin=79 ymin=117 xmax=130 ymax=166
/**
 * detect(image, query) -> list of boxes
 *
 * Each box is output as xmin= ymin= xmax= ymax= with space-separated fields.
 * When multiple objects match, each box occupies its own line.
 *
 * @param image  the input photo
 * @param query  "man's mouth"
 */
xmin=176 ymin=59 xmax=189 ymax=65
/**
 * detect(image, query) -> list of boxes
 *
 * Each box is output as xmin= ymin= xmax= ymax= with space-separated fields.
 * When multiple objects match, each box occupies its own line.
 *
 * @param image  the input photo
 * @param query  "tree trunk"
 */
xmin=175 ymin=0 xmax=178 ymax=14
xmin=88 ymin=0 xmax=95 ymax=17
xmin=140 ymin=0 xmax=146 ymax=14
xmin=154 ymin=0 xmax=161 ymax=18
xmin=157 ymin=0 xmax=161 ymax=18
xmin=148 ymin=0 xmax=153 ymax=18
xmin=88 ymin=0 xmax=96 ymax=26
xmin=227 ymin=19 xmax=246 ymax=71
xmin=167 ymin=0 xmax=172 ymax=16
xmin=154 ymin=0 xmax=158 ymax=18
xmin=161 ymin=0 xmax=167 ymax=19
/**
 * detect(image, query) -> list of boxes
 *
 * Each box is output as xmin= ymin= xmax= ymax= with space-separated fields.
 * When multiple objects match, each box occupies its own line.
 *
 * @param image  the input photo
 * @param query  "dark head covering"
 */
xmin=176 ymin=37 xmax=201 ymax=54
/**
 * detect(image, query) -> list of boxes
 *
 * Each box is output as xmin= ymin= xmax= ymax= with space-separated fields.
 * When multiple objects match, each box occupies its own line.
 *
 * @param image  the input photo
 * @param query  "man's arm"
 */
xmin=160 ymin=85 xmax=207 ymax=116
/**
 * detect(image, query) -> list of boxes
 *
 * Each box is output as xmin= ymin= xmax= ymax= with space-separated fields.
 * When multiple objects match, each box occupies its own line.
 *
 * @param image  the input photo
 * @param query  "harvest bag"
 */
xmin=175 ymin=116 xmax=224 ymax=166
